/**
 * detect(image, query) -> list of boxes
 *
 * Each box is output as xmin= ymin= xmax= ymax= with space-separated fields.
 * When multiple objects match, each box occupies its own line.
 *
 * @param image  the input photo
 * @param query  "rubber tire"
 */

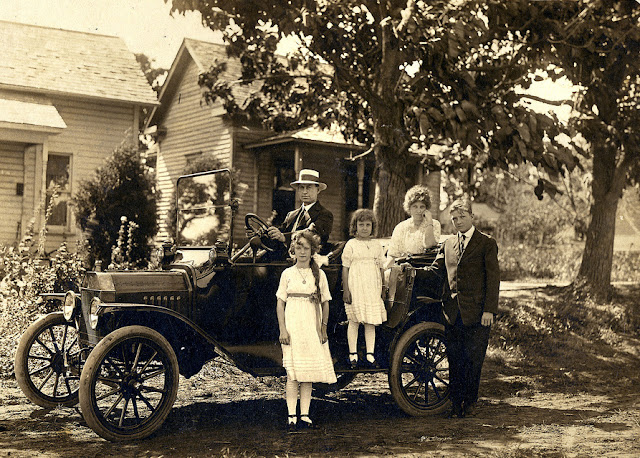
xmin=15 ymin=312 xmax=81 ymax=408
xmin=314 ymin=372 xmax=357 ymax=395
xmin=79 ymin=326 xmax=179 ymax=441
xmin=389 ymin=322 xmax=450 ymax=416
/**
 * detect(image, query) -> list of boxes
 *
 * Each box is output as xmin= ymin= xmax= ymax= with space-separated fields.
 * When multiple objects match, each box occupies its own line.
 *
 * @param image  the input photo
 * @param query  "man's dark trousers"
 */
xmin=445 ymin=313 xmax=490 ymax=409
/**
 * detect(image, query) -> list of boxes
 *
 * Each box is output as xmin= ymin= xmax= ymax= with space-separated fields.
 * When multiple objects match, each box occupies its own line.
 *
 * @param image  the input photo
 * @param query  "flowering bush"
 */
xmin=109 ymin=216 xmax=142 ymax=270
xmin=0 ymin=197 xmax=86 ymax=311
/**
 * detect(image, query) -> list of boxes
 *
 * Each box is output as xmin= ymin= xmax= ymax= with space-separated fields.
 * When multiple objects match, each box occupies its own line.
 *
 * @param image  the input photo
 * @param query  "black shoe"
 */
xmin=298 ymin=415 xmax=319 ymax=430
xmin=286 ymin=415 xmax=297 ymax=432
xmin=448 ymin=405 xmax=464 ymax=418
xmin=348 ymin=352 xmax=358 ymax=369
xmin=463 ymin=402 xmax=477 ymax=417
xmin=365 ymin=353 xmax=380 ymax=369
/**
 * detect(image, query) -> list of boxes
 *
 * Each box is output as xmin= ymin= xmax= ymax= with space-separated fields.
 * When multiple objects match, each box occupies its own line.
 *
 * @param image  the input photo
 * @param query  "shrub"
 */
xmin=73 ymin=143 xmax=157 ymax=268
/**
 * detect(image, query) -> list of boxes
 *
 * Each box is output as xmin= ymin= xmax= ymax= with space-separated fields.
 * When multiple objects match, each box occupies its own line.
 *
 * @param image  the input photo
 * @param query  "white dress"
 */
xmin=342 ymin=238 xmax=387 ymax=325
xmin=276 ymin=266 xmax=337 ymax=384
xmin=387 ymin=218 xmax=442 ymax=261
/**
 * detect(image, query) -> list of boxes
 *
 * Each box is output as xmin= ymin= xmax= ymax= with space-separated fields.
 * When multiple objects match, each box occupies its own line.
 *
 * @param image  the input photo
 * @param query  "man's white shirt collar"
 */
xmin=458 ymin=226 xmax=475 ymax=248
xmin=302 ymin=201 xmax=316 ymax=211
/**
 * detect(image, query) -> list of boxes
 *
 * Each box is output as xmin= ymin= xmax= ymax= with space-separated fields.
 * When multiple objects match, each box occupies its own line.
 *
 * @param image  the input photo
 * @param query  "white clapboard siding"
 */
xmin=155 ymin=60 xmax=233 ymax=240
xmin=231 ymin=126 xmax=274 ymax=241
xmin=0 ymin=144 xmax=25 ymax=244
xmin=43 ymin=97 xmax=136 ymax=252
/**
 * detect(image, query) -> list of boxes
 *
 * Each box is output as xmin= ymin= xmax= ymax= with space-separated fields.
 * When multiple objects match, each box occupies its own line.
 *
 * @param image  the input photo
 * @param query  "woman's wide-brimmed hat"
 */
xmin=290 ymin=169 xmax=327 ymax=191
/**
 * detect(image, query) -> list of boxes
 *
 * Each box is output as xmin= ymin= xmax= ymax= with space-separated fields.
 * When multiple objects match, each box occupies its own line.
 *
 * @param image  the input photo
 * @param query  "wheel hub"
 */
xmin=121 ymin=373 xmax=141 ymax=399
xmin=50 ymin=352 xmax=64 ymax=373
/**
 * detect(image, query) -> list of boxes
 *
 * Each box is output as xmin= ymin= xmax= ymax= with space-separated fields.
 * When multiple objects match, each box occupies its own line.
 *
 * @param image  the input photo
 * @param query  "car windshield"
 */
xmin=176 ymin=169 xmax=232 ymax=247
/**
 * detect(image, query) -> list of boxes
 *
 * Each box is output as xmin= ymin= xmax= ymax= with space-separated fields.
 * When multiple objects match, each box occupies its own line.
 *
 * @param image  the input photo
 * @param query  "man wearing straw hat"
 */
xmin=267 ymin=169 xmax=334 ymax=253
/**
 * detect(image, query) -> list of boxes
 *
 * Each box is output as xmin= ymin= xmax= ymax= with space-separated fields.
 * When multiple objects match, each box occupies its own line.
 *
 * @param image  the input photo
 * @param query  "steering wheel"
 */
xmin=244 ymin=213 xmax=277 ymax=253
xmin=245 ymin=213 xmax=270 ymax=235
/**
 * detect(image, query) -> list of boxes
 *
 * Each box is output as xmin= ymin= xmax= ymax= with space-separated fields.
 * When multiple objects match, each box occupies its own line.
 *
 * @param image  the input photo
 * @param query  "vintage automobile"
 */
xmin=14 ymin=168 xmax=449 ymax=441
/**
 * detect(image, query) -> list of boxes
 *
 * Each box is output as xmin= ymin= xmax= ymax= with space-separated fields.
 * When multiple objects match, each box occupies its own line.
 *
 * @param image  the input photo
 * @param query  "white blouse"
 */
xmin=387 ymin=217 xmax=441 ymax=262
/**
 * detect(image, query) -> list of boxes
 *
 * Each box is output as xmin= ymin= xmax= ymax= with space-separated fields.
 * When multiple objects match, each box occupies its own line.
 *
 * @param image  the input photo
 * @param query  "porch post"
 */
xmin=33 ymin=142 xmax=48 ymax=233
xmin=357 ymin=159 xmax=365 ymax=209
xmin=294 ymin=144 xmax=302 ymax=175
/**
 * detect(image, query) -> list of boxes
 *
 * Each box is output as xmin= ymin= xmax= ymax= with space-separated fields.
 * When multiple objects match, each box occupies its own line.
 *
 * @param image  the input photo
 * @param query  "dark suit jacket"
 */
xmin=417 ymin=228 xmax=500 ymax=326
xmin=279 ymin=200 xmax=333 ymax=248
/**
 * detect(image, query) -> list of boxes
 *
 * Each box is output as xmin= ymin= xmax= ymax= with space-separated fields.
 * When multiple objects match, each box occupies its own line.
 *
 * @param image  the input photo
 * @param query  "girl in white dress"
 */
xmin=276 ymin=230 xmax=336 ymax=431
xmin=342 ymin=209 xmax=386 ymax=368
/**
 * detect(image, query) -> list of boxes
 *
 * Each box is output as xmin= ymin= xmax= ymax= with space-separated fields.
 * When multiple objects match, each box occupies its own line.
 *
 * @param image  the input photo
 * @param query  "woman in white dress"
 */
xmin=385 ymin=185 xmax=441 ymax=268
xmin=276 ymin=230 xmax=336 ymax=431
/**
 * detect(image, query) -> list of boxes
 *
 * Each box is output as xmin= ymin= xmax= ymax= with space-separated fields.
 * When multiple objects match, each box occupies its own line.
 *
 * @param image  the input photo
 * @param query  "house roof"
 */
xmin=146 ymin=38 xmax=363 ymax=152
xmin=147 ymin=38 xmax=257 ymax=127
xmin=0 ymin=97 xmax=67 ymax=133
xmin=0 ymin=21 xmax=158 ymax=106
xmin=245 ymin=125 xmax=366 ymax=151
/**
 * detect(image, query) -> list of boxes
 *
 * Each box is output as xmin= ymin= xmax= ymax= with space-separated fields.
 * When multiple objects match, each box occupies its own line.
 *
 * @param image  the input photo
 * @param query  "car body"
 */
xmin=15 ymin=168 xmax=450 ymax=441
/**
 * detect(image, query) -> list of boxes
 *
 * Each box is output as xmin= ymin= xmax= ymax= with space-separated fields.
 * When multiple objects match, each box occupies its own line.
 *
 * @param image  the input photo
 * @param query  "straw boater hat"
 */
xmin=290 ymin=169 xmax=327 ymax=191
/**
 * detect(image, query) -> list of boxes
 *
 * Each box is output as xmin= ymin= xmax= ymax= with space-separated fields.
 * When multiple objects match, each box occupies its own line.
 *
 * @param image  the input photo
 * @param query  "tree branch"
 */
xmin=518 ymin=93 xmax=573 ymax=107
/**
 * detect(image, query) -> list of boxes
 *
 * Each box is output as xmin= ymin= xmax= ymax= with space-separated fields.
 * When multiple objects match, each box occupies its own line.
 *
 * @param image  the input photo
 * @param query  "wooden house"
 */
xmin=146 ymin=38 xmax=440 ymax=245
xmin=0 ymin=21 xmax=158 ymax=253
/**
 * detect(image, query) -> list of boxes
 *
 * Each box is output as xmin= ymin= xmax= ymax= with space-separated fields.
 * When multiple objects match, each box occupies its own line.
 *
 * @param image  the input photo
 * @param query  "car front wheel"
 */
xmin=389 ymin=322 xmax=450 ymax=416
xmin=79 ymin=326 xmax=179 ymax=441
xmin=15 ymin=312 xmax=83 ymax=407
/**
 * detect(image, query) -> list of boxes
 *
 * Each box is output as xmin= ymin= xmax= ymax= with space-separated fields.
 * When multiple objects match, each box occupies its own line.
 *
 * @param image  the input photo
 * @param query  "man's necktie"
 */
xmin=459 ymin=234 xmax=466 ymax=260
xmin=292 ymin=206 xmax=308 ymax=232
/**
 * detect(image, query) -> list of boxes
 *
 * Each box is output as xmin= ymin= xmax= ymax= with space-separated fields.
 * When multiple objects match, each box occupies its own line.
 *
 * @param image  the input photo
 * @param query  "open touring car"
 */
xmin=15 ymin=168 xmax=450 ymax=441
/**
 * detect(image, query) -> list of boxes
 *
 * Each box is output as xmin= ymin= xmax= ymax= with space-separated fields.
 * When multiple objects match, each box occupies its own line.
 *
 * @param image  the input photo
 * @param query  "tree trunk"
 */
xmin=575 ymin=145 xmax=625 ymax=300
xmin=373 ymin=143 xmax=409 ymax=236
xmin=371 ymin=16 xmax=410 ymax=236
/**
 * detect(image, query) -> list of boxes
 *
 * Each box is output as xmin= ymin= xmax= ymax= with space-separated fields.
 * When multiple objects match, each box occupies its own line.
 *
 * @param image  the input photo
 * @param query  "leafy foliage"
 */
xmin=135 ymin=53 xmax=168 ymax=92
xmin=520 ymin=0 xmax=640 ymax=295
xmin=168 ymin=0 xmax=640 ymax=295
xmin=168 ymin=0 xmax=579 ymax=235
xmin=73 ymin=144 xmax=157 ymax=268
xmin=0 ymin=194 xmax=85 ymax=308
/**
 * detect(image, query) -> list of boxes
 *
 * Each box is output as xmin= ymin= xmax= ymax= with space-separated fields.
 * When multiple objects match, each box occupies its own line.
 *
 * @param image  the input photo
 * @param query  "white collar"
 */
xmin=458 ymin=226 xmax=475 ymax=240
xmin=302 ymin=201 xmax=316 ymax=211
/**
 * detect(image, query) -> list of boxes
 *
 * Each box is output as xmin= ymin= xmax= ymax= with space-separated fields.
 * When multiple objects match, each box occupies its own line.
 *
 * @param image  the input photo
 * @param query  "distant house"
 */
xmin=0 ymin=21 xmax=157 ymax=253
xmin=146 ymin=38 xmax=440 ymax=244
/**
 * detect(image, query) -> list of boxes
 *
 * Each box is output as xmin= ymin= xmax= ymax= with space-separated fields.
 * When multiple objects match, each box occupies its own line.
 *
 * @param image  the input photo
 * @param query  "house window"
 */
xmin=274 ymin=161 xmax=295 ymax=191
xmin=272 ymin=160 xmax=295 ymax=227
xmin=46 ymin=154 xmax=71 ymax=227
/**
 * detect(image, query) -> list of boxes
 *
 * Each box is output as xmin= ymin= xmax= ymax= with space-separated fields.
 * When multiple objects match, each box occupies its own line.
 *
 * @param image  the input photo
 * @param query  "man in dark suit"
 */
xmin=413 ymin=197 xmax=500 ymax=418
xmin=267 ymin=169 xmax=334 ymax=254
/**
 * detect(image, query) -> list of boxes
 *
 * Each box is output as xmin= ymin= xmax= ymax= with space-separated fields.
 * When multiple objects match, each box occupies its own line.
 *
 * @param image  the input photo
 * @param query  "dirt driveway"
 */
xmin=1 ymin=285 xmax=639 ymax=457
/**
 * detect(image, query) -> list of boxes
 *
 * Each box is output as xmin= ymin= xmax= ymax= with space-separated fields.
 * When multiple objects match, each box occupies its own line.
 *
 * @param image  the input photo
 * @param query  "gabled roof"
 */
xmin=0 ymin=21 xmax=158 ymax=106
xmin=146 ymin=38 xmax=362 ymax=152
xmin=147 ymin=38 xmax=257 ymax=127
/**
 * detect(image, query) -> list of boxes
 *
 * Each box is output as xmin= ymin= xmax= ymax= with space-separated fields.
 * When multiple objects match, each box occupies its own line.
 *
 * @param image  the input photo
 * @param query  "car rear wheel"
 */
xmin=79 ymin=326 xmax=179 ymax=441
xmin=389 ymin=322 xmax=450 ymax=416
xmin=15 ymin=312 xmax=82 ymax=407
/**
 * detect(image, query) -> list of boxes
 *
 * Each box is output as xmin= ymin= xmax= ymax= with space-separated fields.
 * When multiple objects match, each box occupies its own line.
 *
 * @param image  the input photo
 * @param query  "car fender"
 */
xmin=97 ymin=303 xmax=236 ymax=363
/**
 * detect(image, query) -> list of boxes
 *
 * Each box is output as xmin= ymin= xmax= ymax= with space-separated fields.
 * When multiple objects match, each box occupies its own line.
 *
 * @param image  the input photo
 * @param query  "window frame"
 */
xmin=45 ymin=152 xmax=73 ymax=232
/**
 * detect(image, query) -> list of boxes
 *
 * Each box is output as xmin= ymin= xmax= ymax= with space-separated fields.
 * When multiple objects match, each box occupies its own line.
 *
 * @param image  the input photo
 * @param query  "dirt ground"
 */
xmin=1 ymin=285 xmax=639 ymax=457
